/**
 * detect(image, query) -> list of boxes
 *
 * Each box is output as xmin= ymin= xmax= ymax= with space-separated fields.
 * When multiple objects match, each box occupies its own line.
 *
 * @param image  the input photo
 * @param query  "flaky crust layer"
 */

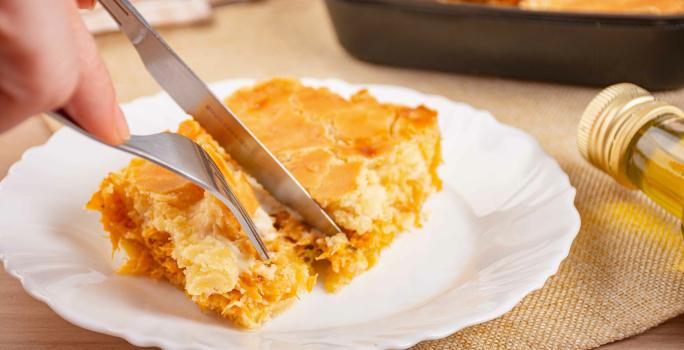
xmin=88 ymin=79 xmax=441 ymax=327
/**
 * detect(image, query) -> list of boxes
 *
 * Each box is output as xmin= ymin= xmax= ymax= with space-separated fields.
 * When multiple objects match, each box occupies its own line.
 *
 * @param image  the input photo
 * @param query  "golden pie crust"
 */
xmin=88 ymin=78 xmax=442 ymax=328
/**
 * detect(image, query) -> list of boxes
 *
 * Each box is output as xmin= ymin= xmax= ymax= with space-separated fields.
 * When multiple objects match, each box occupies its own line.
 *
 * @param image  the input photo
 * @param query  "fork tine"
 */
xmin=124 ymin=135 xmax=270 ymax=260
xmin=193 ymin=143 xmax=270 ymax=259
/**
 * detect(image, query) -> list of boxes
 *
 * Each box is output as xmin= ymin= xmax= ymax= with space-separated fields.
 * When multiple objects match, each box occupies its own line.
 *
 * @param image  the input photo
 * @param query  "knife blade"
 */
xmin=98 ymin=0 xmax=342 ymax=236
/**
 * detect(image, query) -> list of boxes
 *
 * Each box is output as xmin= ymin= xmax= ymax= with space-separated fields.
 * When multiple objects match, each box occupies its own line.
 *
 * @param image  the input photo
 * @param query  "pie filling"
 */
xmin=88 ymin=78 xmax=442 ymax=328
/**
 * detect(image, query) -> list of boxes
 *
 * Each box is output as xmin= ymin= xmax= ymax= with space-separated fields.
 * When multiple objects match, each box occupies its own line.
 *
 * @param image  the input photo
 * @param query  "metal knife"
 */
xmin=97 ymin=0 xmax=342 ymax=236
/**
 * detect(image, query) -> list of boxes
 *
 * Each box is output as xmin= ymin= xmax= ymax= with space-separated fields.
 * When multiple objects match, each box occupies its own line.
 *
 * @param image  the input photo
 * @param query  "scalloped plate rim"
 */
xmin=0 ymin=78 xmax=580 ymax=350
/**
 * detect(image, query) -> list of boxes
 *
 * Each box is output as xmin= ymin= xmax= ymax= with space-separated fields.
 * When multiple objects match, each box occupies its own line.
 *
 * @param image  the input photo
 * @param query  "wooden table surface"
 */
xmin=1 ymin=1 xmax=683 ymax=349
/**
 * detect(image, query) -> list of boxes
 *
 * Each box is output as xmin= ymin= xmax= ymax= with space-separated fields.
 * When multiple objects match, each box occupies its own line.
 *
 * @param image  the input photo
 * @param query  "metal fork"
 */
xmin=47 ymin=110 xmax=270 ymax=260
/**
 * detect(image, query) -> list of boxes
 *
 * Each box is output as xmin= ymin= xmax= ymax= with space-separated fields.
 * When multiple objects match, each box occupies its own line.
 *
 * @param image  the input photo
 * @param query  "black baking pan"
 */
xmin=324 ymin=0 xmax=684 ymax=90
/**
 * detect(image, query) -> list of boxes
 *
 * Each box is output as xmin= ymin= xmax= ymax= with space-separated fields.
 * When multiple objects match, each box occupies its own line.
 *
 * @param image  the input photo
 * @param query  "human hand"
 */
xmin=0 ymin=0 xmax=129 ymax=145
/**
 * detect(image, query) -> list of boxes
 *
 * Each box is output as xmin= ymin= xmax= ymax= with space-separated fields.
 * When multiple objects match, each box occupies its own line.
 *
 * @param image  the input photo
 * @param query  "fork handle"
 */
xmin=47 ymin=109 xmax=271 ymax=260
xmin=46 ymin=110 xmax=106 ymax=146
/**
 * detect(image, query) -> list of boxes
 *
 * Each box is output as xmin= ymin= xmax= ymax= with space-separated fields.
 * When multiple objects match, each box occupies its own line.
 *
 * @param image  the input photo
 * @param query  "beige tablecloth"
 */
xmin=88 ymin=1 xmax=684 ymax=348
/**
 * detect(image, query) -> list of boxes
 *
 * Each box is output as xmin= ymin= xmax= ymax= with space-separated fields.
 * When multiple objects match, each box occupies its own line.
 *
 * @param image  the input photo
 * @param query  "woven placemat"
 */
xmin=414 ymin=146 xmax=684 ymax=349
xmin=78 ymin=1 xmax=684 ymax=348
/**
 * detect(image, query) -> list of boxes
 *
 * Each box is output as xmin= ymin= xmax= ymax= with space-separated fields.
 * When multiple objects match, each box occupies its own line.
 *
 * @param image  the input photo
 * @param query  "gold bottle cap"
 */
xmin=578 ymin=83 xmax=683 ymax=187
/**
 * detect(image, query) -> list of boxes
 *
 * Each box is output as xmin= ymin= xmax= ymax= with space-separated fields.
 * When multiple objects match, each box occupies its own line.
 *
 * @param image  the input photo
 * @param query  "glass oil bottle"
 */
xmin=578 ymin=83 xmax=684 ymax=227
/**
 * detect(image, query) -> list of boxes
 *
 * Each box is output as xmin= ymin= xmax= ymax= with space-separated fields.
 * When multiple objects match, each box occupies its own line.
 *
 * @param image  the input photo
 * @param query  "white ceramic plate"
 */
xmin=0 ymin=79 xmax=580 ymax=350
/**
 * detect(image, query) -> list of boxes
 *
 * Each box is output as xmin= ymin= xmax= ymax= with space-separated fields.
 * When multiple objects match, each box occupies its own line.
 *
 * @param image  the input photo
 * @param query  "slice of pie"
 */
xmin=87 ymin=120 xmax=317 ymax=328
xmin=88 ymin=78 xmax=441 ymax=328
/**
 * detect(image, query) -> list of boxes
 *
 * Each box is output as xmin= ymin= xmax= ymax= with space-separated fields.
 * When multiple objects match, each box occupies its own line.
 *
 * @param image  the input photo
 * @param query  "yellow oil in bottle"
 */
xmin=624 ymin=115 xmax=684 ymax=221
xmin=579 ymin=82 xmax=684 ymax=246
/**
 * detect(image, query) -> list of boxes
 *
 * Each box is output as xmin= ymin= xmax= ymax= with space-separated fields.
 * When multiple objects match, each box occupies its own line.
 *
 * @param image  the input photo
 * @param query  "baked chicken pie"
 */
xmin=88 ymin=78 xmax=442 ymax=328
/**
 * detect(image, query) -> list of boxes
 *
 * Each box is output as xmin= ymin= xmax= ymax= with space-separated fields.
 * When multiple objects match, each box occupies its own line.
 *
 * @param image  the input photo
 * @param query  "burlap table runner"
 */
xmin=81 ymin=1 xmax=684 ymax=348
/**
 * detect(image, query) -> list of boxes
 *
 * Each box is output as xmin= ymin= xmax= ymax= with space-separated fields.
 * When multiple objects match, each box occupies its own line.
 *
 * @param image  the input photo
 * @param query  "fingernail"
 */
xmin=115 ymin=107 xmax=130 ymax=143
